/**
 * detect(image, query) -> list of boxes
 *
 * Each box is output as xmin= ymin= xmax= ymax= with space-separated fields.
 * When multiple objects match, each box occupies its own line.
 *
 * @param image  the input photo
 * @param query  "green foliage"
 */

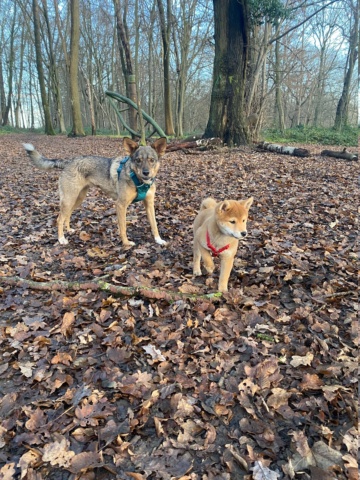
xmin=263 ymin=126 xmax=359 ymax=146
xmin=249 ymin=0 xmax=289 ymax=25
xmin=0 ymin=125 xmax=44 ymax=135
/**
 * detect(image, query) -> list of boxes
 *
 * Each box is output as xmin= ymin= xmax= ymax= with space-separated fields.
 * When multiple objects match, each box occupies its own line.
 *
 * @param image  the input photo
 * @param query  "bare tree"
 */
xmin=69 ymin=0 xmax=85 ymax=136
xmin=32 ymin=0 xmax=55 ymax=134
xmin=334 ymin=0 xmax=358 ymax=129
xmin=113 ymin=0 xmax=138 ymax=135
xmin=2 ymin=4 xmax=17 ymax=126
xmin=156 ymin=0 xmax=175 ymax=136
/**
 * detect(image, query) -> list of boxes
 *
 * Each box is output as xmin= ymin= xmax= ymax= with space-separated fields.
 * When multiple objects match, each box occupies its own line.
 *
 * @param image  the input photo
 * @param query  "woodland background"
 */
xmin=0 ymin=0 xmax=358 ymax=142
xmin=0 ymin=0 xmax=359 ymax=479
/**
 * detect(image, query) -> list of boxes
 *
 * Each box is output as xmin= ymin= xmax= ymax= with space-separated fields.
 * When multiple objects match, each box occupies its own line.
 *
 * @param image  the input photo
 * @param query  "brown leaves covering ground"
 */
xmin=0 ymin=134 xmax=358 ymax=480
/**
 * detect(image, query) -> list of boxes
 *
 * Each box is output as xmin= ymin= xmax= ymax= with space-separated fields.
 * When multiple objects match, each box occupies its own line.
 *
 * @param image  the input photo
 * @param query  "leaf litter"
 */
xmin=0 ymin=134 xmax=358 ymax=479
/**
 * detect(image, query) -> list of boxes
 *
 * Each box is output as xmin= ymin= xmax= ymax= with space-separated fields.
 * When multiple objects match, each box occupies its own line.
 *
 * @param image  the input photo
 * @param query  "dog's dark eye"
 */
xmin=230 ymin=220 xmax=236 ymax=224
xmin=243 ymin=219 xmax=245 ymax=222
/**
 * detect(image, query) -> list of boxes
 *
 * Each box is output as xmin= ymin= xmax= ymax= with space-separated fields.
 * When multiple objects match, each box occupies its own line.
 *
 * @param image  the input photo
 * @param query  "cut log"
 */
xmin=321 ymin=149 xmax=358 ymax=161
xmin=257 ymin=142 xmax=310 ymax=157
xmin=166 ymin=137 xmax=223 ymax=152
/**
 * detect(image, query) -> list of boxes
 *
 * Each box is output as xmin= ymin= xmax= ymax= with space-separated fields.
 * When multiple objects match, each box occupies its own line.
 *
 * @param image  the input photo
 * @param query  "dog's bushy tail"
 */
xmin=200 ymin=198 xmax=217 ymax=210
xmin=23 ymin=143 xmax=68 ymax=170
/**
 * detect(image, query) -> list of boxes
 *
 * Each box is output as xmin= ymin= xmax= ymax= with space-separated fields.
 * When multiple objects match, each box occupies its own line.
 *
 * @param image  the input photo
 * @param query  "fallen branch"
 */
xmin=321 ymin=149 xmax=358 ymax=161
xmin=166 ymin=137 xmax=223 ymax=152
xmin=257 ymin=142 xmax=310 ymax=157
xmin=0 ymin=275 xmax=222 ymax=302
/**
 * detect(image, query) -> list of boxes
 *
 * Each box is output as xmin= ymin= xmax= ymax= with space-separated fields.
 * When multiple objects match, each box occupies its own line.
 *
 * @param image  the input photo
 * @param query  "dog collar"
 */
xmin=117 ymin=156 xmax=154 ymax=203
xmin=206 ymin=230 xmax=230 ymax=257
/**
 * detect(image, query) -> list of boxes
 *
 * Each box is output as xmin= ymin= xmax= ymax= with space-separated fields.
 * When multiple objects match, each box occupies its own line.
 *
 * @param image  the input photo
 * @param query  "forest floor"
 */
xmin=0 ymin=134 xmax=358 ymax=480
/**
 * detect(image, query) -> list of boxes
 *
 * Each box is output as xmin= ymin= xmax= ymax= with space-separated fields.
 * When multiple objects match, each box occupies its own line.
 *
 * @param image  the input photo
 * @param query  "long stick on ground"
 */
xmin=0 ymin=275 xmax=222 ymax=302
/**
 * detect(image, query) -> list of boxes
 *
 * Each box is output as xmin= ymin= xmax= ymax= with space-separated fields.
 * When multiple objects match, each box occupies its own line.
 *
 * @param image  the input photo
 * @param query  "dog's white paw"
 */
xmin=155 ymin=237 xmax=167 ymax=246
xmin=193 ymin=270 xmax=202 ymax=277
xmin=58 ymin=237 xmax=68 ymax=245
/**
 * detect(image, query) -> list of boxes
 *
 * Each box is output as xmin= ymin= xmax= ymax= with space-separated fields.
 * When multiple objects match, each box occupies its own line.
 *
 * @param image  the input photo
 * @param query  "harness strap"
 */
xmin=206 ymin=230 xmax=230 ymax=257
xmin=117 ymin=156 xmax=154 ymax=203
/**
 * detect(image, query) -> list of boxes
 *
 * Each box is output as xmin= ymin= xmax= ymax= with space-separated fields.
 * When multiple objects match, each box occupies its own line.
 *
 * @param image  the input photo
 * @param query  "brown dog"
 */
xmin=193 ymin=197 xmax=253 ymax=292
xmin=23 ymin=138 xmax=167 ymax=246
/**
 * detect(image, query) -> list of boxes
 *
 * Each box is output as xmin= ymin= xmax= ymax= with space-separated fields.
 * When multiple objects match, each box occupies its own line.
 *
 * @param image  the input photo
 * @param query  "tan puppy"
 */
xmin=193 ymin=197 xmax=253 ymax=292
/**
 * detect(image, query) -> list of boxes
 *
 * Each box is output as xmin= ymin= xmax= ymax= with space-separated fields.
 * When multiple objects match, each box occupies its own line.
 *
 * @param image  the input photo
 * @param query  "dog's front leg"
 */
xmin=143 ymin=194 xmax=167 ymax=245
xmin=218 ymin=255 xmax=235 ymax=292
xmin=115 ymin=201 xmax=135 ymax=247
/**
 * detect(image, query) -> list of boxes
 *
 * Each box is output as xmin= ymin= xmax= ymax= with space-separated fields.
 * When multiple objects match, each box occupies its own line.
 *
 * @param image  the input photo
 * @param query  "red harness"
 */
xmin=206 ymin=231 xmax=230 ymax=257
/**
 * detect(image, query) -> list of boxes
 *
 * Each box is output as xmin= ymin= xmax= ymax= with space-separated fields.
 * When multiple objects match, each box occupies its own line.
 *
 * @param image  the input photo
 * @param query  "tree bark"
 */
xmin=42 ymin=0 xmax=67 ymax=134
xmin=2 ymin=5 xmax=16 ymax=126
xmin=334 ymin=1 xmax=358 ymax=130
xmin=204 ymin=0 xmax=249 ymax=146
xmin=274 ymin=26 xmax=285 ymax=132
xmin=321 ymin=149 xmax=358 ymax=161
xmin=157 ymin=0 xmax=175 ymax=136
xmin=69 ymin=0 xmax=85 ymax=137
xmin=15 ymin=26 xmax=25 ymax=128
xmin=114 ymin=0 xmax=138 ymax=136
xmin=32 ymin=0 xmax=55 ymax=134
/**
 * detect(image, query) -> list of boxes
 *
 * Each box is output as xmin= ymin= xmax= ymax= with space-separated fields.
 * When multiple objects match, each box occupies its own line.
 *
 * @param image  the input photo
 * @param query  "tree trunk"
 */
xmin=32 ymin=0 xmax=55 ymax=134
xmin=15 ymin=27 xmax=25 ymax=128
xmin=114 ymin=0 xmax=138 ymax=136
xmin=69 ymin=0 xmax=85 ymax=136
xmin=157 ymin=0 xmax=175 ymax=136
xmin=334 ymin=3 xmax=358 ymax=130
xmin=204 ymin=0 xmax=249 ymax=146
xmin=2 ymin=5 xmax=16 ymax=126
xmin=274 ymin=29 xmax=285 ymax=132
xmin=42 ymin=0 xmax=67 ymax=134
xmin=134 ymin=0 xmax=146 ymax=144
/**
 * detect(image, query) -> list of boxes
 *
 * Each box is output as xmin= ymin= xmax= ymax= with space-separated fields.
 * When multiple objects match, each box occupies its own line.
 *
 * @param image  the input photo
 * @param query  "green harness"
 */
xmin=117 ymin=156 xmax=154 ymax=203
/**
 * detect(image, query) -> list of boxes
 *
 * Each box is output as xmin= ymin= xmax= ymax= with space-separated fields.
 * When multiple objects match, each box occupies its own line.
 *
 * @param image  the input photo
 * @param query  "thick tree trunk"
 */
xmin=32 ymin=0 xmax=55 ymax=134
xmin=69 ymin=0 xmax=85 ymax=137
xmin=204 ymin=0 xmax=249 ymax=146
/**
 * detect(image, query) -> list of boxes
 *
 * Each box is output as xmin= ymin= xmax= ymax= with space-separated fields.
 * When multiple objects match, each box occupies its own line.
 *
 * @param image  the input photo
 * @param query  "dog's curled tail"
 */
xmin=23 ymin=143 xmax=67 ymax=170
xmin=200 ymin=197 xmax=217 ymax=210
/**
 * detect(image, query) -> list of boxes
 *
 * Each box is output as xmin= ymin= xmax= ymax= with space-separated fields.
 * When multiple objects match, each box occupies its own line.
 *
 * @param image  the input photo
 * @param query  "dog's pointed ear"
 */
xmin=123 ymin=137 xmax=139 ymax=156
xmin=242 ymin=197 xmax=254 ymax=210
xmin=219 ymin=200 xmax=231 ymax=212
xmin=152 ymin=137 xmax=167 ymax=157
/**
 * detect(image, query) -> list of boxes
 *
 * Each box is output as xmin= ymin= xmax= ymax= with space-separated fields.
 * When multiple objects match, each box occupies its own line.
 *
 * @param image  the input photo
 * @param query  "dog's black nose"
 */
xmin=241 ymin=231 xmax=247 ymax=237
xmin=143 ymin=169 xmax=150 ymax=177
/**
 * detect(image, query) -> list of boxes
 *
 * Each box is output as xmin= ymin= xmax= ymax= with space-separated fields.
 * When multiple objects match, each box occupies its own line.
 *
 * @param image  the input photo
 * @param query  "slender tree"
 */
xmin=114 ymin=0 xmax=138 ymax=135
xmin=42 ymin=0 xmax=67 ymax=133
xmin=156 ymin=0 xmax=175 ymax=136
xmin=32 ymin=0 xmax=55 ymax=134
xmin=334 ymin=0 xmax=358 ymax=129
xmin=69 ymin=0 xmax=85 ymax=136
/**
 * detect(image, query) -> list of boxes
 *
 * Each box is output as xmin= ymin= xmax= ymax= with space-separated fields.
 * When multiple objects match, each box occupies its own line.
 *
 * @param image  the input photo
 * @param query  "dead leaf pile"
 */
xmin=0 ymin=134 xmax=357 ymax=479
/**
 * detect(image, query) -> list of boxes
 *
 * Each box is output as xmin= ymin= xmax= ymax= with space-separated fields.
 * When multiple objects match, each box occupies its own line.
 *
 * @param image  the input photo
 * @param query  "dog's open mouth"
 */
xmin=141 ymin=177 xmax=153 ymax=184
